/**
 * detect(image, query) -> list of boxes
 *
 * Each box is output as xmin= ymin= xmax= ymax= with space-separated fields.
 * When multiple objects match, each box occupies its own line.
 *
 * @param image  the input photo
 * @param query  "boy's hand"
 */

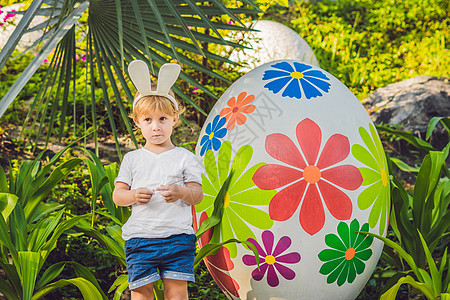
xmin=134 ymin=188 xmax=153 ymax=204
xmin=157 ymin=185 xmax=182 ymax=203
xmin=157 ymin=182 xmax=202 ymax=205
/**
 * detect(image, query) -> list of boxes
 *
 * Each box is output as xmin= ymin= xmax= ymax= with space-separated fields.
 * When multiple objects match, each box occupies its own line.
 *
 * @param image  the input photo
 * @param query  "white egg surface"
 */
xmin=194 ymin=60 xmax=390 ymax=300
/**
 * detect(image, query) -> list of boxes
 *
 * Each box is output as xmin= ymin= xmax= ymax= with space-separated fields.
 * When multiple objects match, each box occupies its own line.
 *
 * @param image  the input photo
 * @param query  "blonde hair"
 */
xmin=130 ymin=84 xmax=184 ymax=119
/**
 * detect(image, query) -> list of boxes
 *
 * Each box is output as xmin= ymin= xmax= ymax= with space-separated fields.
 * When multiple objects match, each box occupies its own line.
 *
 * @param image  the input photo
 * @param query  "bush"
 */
xmin=266 ymin=0 xmax=449 ymax=99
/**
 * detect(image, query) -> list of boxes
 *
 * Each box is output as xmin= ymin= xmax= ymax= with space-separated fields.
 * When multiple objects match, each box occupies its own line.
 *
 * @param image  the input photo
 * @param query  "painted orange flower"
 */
xmin=219 ymin=91 xmax=256 ymax=130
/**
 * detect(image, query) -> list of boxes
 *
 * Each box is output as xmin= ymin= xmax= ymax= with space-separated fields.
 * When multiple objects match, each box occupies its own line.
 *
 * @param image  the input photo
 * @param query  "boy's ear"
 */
xmin=133 ymin=118 xmax=141 ymax=128
xmin=173 ymin=115 xmax=179 ymax=125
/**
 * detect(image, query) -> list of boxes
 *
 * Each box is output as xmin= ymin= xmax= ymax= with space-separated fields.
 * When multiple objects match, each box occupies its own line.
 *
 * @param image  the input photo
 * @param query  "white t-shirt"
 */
xmin=115 ymin=147 xmax=203 ymax=240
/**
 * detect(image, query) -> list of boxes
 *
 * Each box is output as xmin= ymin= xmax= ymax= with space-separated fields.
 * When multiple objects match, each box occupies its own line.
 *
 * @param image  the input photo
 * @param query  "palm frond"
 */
xmin=0 ymin=0 xmax=258 ymax=151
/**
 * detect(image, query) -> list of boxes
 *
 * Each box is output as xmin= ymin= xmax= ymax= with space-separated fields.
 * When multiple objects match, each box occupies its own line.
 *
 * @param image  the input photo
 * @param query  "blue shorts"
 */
xmin=125 ymin=234 xmax=196 ymax=290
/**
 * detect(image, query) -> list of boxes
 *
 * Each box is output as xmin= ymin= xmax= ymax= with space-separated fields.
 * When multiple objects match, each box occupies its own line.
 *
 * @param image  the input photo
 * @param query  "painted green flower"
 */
xmin=318 ymin=219 xmax=373 ymax=286
xmin=195 ymin=141 xmax=276 ymax=258
xmin=352 ymin=124 xmax=390 ymax=235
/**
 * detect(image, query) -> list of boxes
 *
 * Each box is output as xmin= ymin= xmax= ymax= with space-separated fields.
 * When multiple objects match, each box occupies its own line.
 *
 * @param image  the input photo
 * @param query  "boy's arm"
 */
xmin=158 ymin=182 xmax=203 ymax=205
xmin=113 ymin=182 xmax=154 ymax=206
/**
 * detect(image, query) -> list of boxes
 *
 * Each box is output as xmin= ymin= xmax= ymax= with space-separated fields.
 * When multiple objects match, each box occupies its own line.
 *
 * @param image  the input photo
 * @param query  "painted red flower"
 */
xmin=252 ymin=118 xmax=363 ymax=235
xmin=193 ymin=211 xmax=240 ymax=298
xmin=219 ymin=91 xmax=256 ymax=130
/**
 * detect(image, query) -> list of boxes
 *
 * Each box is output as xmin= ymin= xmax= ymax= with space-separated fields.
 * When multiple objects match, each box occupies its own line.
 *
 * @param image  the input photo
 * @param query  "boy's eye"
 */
xmin=144 ymin=118 xmax=151 ymax=122
xmin=160 ymin=117 xmax=167 ymax=121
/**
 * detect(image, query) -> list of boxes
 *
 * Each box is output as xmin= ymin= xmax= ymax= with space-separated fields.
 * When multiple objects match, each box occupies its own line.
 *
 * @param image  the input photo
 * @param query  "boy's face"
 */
xmin=134 ymin=109 xmax=178 ymax=147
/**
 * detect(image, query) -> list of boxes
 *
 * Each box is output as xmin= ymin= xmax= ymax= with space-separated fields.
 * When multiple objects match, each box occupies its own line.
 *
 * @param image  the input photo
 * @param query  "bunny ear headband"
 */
xmin=128 ymin=60 xmax=180 ymax=110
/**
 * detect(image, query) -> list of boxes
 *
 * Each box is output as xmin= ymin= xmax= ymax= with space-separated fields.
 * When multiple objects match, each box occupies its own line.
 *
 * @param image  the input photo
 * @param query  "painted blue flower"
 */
xmin=200 ymin=115 xmax=227 ymax=156
xmin=262 ymin=62 xmax=331 ymax=99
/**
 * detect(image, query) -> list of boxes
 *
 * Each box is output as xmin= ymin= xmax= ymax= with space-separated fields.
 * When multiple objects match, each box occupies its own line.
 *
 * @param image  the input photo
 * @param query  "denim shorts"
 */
xmin=125 ymin=234 xmax=197 ymax=290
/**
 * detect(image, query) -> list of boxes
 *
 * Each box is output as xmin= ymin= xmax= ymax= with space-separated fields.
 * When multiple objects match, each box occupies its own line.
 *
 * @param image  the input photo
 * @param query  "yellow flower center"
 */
xmin=345 ymin=248 xmax=355 ymax=260
xmin=381 ymin=169 xmax=388 ymax=186
xmin=265 ymin=255 xmax=276 ymax=265
xmin=209 ymin=132 xmax=214 ymax=140
xmin=290 ymin=71 xmax=304 ymax=79
xmin=223 ymin=191 xmax=231 ymax=208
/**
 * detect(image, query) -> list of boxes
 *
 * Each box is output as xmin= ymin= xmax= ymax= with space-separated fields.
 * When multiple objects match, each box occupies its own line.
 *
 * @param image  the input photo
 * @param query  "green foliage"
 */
xmin=270 ymin=0 xmax=449 ymax=99
xmin=364 ymin=231 xmax=449 ymax=299
xmin=0 ymin=0 xmax=259 ymax=155
xmin=189 ymin=263 xmax=227 ymax=300
xmin=0 ymin=144 xmax=105 ymax=299
xmin=0 ymin=0 xmax=26 ymax=6
xmin=370 ymin=117 xmax=450 ymax=299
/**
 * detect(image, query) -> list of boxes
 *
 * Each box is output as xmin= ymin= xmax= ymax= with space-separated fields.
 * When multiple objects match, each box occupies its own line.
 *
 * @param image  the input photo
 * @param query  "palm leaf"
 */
xmin=71 ymin=262 xmax=108 ymax=300
xmin=108 ymin=274 xmax=129 ymax=300
xmin=0 ymin=1 xmax=89 ymax=118
xmin=34 ymin=261 xmax=67 ymax=290
xmin=31 ymin=277 xmax=104 ymax=300
xmin=0 ymin=0 xmax=45 ymax=70
xmin=0 ymin=277 xmax=17 ymax=300
xmin=194 ymin=238 xmax=258 ymax=271
xmin=0 ymin=193 xmax=18 ymax=220
xmin=381 ymin=275 xmax=436 ymax=300
xmin=19 ymin=251 xmax=41 ymax=300
xmin=0 ymin=0 xmax=258 ymax=151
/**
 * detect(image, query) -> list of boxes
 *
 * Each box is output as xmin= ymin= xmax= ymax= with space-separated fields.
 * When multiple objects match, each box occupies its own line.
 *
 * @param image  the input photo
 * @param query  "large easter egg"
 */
xmin=194 ymin=60 xmax=390 ymax=299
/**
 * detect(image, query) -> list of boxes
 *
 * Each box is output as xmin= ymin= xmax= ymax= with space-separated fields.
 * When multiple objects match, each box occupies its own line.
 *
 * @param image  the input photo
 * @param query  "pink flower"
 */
xmin=187 ymin=26 xmax=192 ymax=30
xmin=193 ymin=87 xmax=199 ymax=94
xmin=227 ymin=20 xmax=233 ymax=25
xmin=4 ymin=12 xmax=15 ymax=21
xmin=75 ymin=54 xmax=80 ymax=61
xmin=81 ymin=55 xmax=87 ymax=62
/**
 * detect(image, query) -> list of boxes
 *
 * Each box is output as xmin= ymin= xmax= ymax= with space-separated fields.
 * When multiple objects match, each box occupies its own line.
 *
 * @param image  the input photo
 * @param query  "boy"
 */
xmin=113 ymin=60 xmax=203 ymax=300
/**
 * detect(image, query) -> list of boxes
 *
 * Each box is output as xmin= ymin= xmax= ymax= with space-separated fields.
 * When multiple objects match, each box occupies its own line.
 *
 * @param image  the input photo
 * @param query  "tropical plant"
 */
xmin=0 ymin=0 xmax=259 ymax=156
xmin=366 ymin=230 xmax=449 ymax=300
xmin=366 ymin=117 xmax=450 ymax=299
xmin=0 ymin=143 xmax=106 ymax=299
xmin=380 ymin=118 xmax=450 ymax=267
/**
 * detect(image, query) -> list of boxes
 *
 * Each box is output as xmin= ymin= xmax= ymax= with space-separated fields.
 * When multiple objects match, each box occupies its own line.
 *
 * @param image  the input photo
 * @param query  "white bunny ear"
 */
xmin=156 ymin=63 xmax=181 ymax=96
xmin=128 ymin=60 xmax=153 ymax=96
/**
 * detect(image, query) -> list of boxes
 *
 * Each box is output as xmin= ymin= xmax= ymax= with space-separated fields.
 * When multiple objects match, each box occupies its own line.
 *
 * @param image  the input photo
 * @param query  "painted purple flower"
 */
xmin=243 ymin=231 xmax=301 ymax=287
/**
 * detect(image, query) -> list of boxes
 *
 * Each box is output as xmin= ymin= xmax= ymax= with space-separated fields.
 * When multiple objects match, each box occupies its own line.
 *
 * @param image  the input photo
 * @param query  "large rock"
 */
xmin=227 ymin=20 xmax=319 ymax=72
xmin=365 ymin=76 xmax=449 ymax=146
